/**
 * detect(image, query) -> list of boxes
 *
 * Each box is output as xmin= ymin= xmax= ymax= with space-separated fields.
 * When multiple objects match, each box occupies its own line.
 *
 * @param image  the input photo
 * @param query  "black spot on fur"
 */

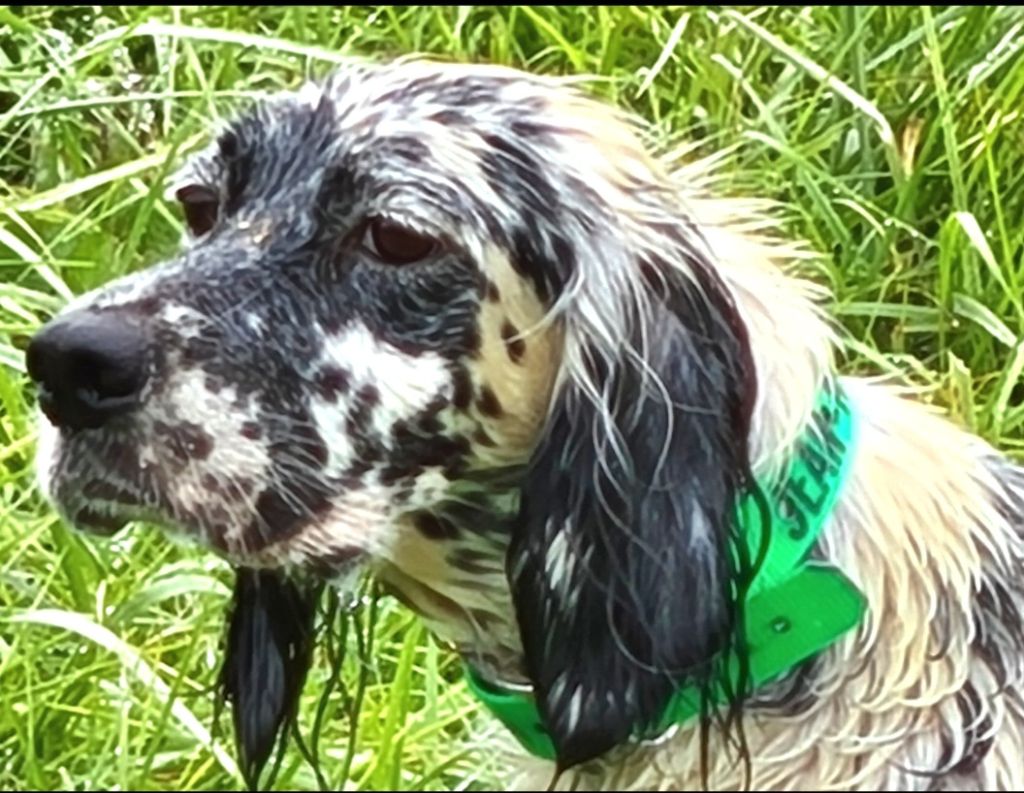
xmin=510 ymin=120 xmax=559 ymax=139
xmin=345 ymin=386 xmax=379 ymax=436
xmin=356 ymin=384 xmax=379 ymax=408
xmin=451 ymin=367 xmax=473 ymax=410
xmin=133 ymin=295 xmax=163 ymax=315
xmin=508 ymin=227 xmax=557 ymax=304
xmin=219 ymin=131 xmax=255 ymax=217
xmin=949 ymin=683 xmax=995 ymax=776
xmin=209 ymin=522 xmax=230 ymax=547
xmin=390 ymin=419 xmax=414 ymax=444
xmin=353 ymin=436 xmax=384 ymax=466
xmin=442 ymin=459 xmax=469 ymax=481
xmin=218 ymin=129 xmax=238 ymax=159
xmin=429 ymin=108 xmax=468 ymax=125
xmin=384 ymin=135 xmax=431 ymax=164
xmin=321 ymin=315 xmax=344 ymax=336
xmin=472 ymin=427 xmax=496 ymax=447
xmin=102 ymin=438 xmax=141 ymax=480
xmin=315 ymin=366 xmax=351 ymax=402
xmin=240 ymin=421 xmax=262 ymax=440
xmin=416 ymin=414 xmax=444 ymax=435
xmin=200 ymin=473 xmax=226 ymax=495
xmin=476 ymin=385 xmax=503 ymax=418
xmin=251 ymin=483 xmax=331 ymax=544
xmin=181 ymin=335 xmax=220 ymax=365
xmin=413 ymin=512 xmax=460 ymax=541
xmin=252 ymin=490 xmax=299 ymax=537
xmin=481 ymin=133 xmax=559 ymax=212
xmin=549 ymin=234 xmax=575 ymax=275
xmin=288 ymin=421 xmax=329 ymax=469
xmin=501 ymin=320 xmax=525 ymax=363
xmin=431 ymin=483 xmax=519 ymax=541
xmin=208 ymin=504 xmax=232 ymax=526
xmin=421 ymin=392 xmax=450 ymax=417
xmin=449 ymin=547 xmax=499 ymax=574
xmin=159 ymin=420 xmax=214 ymax=463
xmin=341 ymin=458 xmax=373 ymax=482
xmin=391 ymin=430 xmax=471 ymax=472
xmin=343 ymin=388 xmax=386 ymax=465
xmin=378 ymin=462 xmax=424 ymax=487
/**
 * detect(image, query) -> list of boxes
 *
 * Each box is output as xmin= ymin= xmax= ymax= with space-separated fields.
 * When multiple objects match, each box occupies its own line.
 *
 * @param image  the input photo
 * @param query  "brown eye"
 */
xmin=176 ymin=185 xmax=220 ymax=237
xmin=363 ymin=217 xmax=439 ymax=265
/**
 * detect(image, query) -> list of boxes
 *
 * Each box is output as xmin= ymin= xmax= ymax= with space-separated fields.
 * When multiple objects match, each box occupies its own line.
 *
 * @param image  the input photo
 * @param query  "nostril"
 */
xmin=27 ymin=310 xmax=149 ymax=431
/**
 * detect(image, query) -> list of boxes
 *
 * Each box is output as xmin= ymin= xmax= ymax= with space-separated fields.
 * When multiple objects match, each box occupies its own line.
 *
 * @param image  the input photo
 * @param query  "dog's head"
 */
xmin=28 ymin=59 xmax=795 ymax=770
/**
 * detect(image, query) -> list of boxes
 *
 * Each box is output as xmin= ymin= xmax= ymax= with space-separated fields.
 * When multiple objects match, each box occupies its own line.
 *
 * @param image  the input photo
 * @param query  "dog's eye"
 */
xmin=176 ymin=186 xmax=220 ymax=237
xmin=363 ymin=218 xmax=439 ymax=265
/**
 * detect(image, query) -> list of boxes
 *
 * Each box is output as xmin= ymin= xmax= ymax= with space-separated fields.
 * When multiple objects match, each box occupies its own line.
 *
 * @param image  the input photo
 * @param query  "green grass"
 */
xmin=1 ymin=5 xmax=1023 ymax=791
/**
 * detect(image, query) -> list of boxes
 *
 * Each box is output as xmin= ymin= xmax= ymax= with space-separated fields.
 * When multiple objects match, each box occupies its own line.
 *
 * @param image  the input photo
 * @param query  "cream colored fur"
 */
xmin=506 ymin=186 xmax=1024 ymax=790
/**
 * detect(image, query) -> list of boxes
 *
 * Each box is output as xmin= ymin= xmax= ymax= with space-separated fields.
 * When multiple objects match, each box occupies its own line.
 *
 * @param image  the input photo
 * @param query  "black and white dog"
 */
xmin=27 ymin=59 xmax=1024 ymax=790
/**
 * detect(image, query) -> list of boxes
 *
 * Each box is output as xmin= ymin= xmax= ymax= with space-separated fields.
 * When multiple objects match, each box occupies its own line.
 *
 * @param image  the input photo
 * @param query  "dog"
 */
xmin=26 ymin=57 xmax=1024 ymax=791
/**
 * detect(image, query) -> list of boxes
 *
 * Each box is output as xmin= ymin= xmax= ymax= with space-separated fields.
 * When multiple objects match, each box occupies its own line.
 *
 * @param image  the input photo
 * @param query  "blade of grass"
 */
xmin=725 ymin=8 xmax=904 ymax=184
xmin=8 ymin=608 xmax=241 ymax=780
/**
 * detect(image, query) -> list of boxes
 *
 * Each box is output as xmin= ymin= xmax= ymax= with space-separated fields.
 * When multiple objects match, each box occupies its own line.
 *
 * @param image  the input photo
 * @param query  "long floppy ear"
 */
xmin=508 ymin=237 xmax=758 ymax=769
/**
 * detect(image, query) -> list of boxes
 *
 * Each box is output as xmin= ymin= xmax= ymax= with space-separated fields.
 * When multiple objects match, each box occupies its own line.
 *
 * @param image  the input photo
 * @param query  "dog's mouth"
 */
xmin=37 ymin=414 xmax=221 ymax=549
xmin=40 ymin=418 xmax=370 ymax=790
xmin=41 ymin=430 xmax=193 ymax=544
xmin=36 ymin=417 xmax=373 ymax=582
xmin=37 ymin=419 xmax=146 ymax=530
xmin=71 ymin=505 xmax=132 ymax=536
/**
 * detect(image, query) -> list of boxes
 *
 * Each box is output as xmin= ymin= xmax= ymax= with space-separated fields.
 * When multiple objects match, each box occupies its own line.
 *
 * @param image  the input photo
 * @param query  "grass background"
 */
xmin=1 ymin=5 xmax=1023 ymax=791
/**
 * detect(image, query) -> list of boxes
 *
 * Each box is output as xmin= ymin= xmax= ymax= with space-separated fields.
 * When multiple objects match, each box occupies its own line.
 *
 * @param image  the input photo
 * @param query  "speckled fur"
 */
xmin=33 ymin=58 xmax=1024 ymax=790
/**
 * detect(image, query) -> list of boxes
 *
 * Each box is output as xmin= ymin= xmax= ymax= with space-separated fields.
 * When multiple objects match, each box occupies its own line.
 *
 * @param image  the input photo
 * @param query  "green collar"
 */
xmin=464 ymin=380 xmax=867 ymax=761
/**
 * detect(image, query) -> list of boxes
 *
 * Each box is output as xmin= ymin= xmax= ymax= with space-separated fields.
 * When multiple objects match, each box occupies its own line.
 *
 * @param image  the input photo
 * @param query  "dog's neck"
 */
xmin=377 ymin=203 xmax=839 ymax=685
xmin=378 ymin=475 xmax=528 ymax=681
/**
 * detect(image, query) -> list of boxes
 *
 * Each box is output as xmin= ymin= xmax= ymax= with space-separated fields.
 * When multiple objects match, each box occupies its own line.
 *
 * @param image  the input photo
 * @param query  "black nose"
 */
xmin=26 ymin=310 xmax=149 ymax=431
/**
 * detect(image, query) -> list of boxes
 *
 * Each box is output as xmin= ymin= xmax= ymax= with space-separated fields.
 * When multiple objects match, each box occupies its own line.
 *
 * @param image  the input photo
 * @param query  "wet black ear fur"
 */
xmin=508 ymin=253 xmax=758 ymax=770
xmin=217 ymin=568 xmax=322 ymax=790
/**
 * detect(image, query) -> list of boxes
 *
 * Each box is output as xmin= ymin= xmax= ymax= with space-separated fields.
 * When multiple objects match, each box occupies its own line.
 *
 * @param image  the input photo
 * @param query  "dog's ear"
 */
xmin=508 ymin=244 xmax=757 ymax=769
xmin=217 ymin=568 xmax=321 ymax=790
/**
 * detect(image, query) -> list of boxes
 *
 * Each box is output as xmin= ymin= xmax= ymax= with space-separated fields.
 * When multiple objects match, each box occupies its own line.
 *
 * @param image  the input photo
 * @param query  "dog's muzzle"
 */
xmin=26 ymin=308 xmax=149 ymax=432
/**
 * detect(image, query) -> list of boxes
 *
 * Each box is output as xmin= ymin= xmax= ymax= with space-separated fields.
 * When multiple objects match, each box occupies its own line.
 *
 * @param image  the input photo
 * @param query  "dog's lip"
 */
xmin=72 ymin=505 xmax=131 ymax=536
xmin=64 ymin=489 xmax=156 ymax=538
